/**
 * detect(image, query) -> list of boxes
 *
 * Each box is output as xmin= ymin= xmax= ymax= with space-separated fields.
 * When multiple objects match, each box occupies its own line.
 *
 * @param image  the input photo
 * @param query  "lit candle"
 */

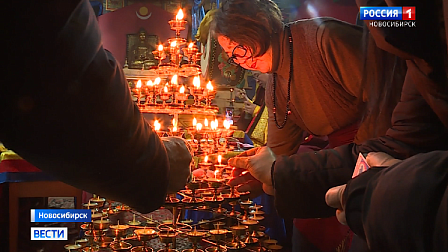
xmin=172 ymin=118 xmax=177 ymax=132
xmin=223 ymin=120 xmax=230 ymax=130
xmin=193 ymin=117 xmax=197 ymax=127
xmin=193 ymin=76 xmax=201 ymax=89
xmin=147 ymin=80 xmax=154 ymax=103
xmin=171 ymin=74 xmax=178 ymax=85
xmin=206 ymin=81 xmax=213 ymax=92
xmin=154 ymin=77 xmax=161 ymax=85
xmin=214 ymin=169 xmax=219 ymax=179
xmin=158 ymin=44 xmax=164 ymax=52
xmin=204 ymin=118 xmax=208 ymax=128
xmin=196 ymin=122 xmax=203 ymax=132
xmin=136 ymin=80 xmax=142 ymax=90
xmin=204 ymin=155 xmax=209 ymax=163
xmin=154 ymin=120 xmax=161 ymax=131
xmin=218 ymin=155 xmax=222 ymax=165
xmin=136 ymin=79 xmax=142 ymax=104
xmin=170 ymin=41 xmax=177 ymax=55
xmin=188 ymin=42 xmax=194 ymax=54
xmin=176 ymin=9 xmax=184 ymax=21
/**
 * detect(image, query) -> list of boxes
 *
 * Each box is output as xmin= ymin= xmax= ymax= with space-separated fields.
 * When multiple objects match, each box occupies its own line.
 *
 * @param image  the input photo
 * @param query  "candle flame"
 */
xmin=204 ymin=118 xmax=208 ymax=127
xmin=164 ymin=85 xmax=168 ymax=93
xmin=171 ymin=75 xmax=178 ymax=85
xmin=214 ymin=169 xmax=219 ymax=179
xmin=210 ymin=120 xmax=217 ymax=130
xmin=193 ymin=76 xmax=200 ymax=88
xmin=136 ymin=80 xmax=142 ymax=89
xmin=188 ymin=42 xmax=194 ymax=48
xmin=193 ymin=117 xmax=197 ymax=126
xmin=196 ymin=123 xmax=202 ymax=132
xmin=179 ymin=85 xmax=185 ymax=93
xmin=147 ymin=80 xmax=153 ymax=86
xmin=170 ymin=41 xmax=177 ymax=47
xmin=206 ymin=81 xmax=213 ymax=91
xmin=218 ymin=155 xmax=222 ymax=164
xmin=158 ymin=44 xmax=164 ymax=51
xmin=154 ymin=120 xmax=161 ymax=131
xmin=176 ymin=9 xmax=184 ymax=20
xmin=172 ymin=119 xmax=178 ymax=132
xmin=224 ymin=120 xmax=230 ymax=129
xmin=155 ymin=77 xmax=161 ymax=85
xmin=204 ymin=156 xmax=208 ymax=163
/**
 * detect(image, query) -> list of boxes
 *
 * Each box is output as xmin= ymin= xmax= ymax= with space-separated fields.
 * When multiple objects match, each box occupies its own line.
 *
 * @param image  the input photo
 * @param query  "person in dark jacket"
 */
xmin=326 ymin=151 xmax=448 ymax=252
xmin=2 ymin=0 xmax=192 ymax=214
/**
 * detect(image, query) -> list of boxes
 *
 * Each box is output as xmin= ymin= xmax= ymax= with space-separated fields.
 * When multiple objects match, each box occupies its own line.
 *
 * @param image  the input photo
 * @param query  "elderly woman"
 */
xmin=211 ymin=0 xmax=405 ymax=251
xmin=223 ymin=0 xmax=448 ymax=251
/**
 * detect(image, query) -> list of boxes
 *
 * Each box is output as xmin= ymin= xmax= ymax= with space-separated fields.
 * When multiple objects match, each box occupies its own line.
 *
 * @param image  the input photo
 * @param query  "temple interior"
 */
xmin=1 ymin=1 xmax=447 ymax=252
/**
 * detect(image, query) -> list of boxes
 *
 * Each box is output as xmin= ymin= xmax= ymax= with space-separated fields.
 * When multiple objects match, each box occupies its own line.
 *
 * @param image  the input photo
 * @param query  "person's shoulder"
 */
xmin=316 ymin=18 xmax=362 ymax=38
xmin=311 ymin=18 xmax=363 ymax=52
xmin=289 ymin=17 xmax=362 ymax=38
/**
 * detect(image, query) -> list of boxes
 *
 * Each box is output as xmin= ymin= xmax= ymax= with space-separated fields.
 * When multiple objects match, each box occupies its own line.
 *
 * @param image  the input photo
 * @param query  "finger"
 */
xmin=232 ymin=167 xmax=247 ymax=177
xmin=236 ymin=183 xmax=252 ymax=193
xmin=228 ymin=172 xmax=254 ymax=187
xmin=241 ymin=180 xmax=265 ymax=199
xmin=336 ymin=209 xmax=347 ymax=225
xmin=325 ymin=185 xmax=345 ymax=209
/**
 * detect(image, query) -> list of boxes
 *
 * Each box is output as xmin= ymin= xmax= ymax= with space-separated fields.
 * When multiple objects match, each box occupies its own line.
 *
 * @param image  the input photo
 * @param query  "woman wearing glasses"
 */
xmin=211 ymin=0 xmax=405 ymax=251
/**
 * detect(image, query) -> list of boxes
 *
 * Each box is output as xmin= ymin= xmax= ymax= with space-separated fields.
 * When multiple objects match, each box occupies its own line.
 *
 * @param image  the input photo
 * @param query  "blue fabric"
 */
xmin=0 ymin=172 xmax=57 ymax=184
xmin=192 ymin=0 xmax=205 ymax=42
xmin=252 ymin=193 xmax=287 ymax=243
xmin=183 ymin=193 xmax=286 ymax=243
xmin=243 ymin=134 xmax=254 ymax=146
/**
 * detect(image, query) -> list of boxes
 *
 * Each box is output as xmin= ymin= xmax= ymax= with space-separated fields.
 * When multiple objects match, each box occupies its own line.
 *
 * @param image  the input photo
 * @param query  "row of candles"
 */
xmin=152 ymin=117 xmax=231 ymax=133
xmin=135 ymin=76 xmax=213 ymax=93
xmin=134 ymin=75 xmax=214 ymax=105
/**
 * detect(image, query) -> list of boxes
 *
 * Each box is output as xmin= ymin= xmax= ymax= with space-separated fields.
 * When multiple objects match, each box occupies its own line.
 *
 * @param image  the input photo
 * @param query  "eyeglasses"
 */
xmin=227 ymin=45 xmax=251 ymax=66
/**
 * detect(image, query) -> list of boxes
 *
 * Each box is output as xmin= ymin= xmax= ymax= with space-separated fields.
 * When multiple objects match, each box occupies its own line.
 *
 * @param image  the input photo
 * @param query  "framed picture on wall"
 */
xmin=106 ymin=0 xmax=124 ymax=11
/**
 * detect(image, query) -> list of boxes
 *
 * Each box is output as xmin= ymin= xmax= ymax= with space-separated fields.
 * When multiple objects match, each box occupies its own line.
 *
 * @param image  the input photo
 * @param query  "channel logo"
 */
xmin=31 ymin=209 xmax=91 ymax=222
xmin=360 ymin=6 xmax=415 ymax=20
xmin=31 ymin=227 xmax=68 ymax=240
